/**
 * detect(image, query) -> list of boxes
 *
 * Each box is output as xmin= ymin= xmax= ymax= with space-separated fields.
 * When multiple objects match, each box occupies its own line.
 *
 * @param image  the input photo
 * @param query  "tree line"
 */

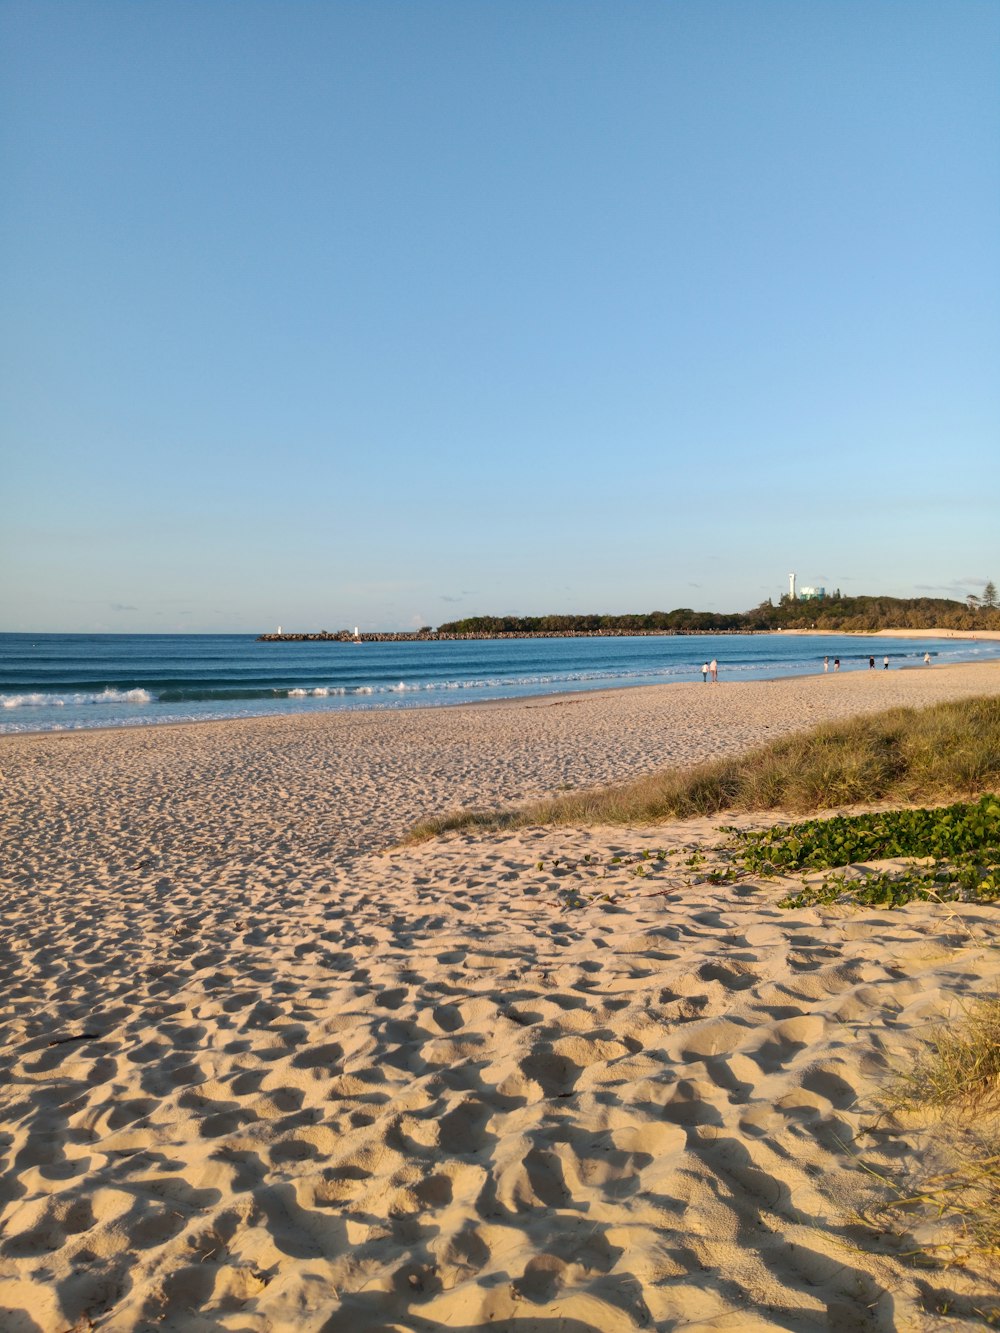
xmin=437 ymin=586 xmax=1000 ymax=635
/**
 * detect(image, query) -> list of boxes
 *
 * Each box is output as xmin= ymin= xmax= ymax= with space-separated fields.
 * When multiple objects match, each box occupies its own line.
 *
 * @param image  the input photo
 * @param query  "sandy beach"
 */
xmin=4 ymin=662 xmax=1000 ymax=1331
xmin=778 ymin=628 xmax=1000 ymax=642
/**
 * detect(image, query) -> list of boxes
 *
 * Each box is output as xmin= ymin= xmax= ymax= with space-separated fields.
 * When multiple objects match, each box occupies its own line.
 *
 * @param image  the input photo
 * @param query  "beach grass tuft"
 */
xmin=891 ymin=1001 xmax=1000 ymax=1117
xmin=864 ymin=1001 xmax=1000 ymax=1267
xmin=404 ymin=695 xmax=1000 ymax=841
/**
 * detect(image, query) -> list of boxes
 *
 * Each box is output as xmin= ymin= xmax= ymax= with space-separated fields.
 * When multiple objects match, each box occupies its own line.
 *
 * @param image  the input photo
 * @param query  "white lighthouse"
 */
xmin=788 ymin=572 xmax=797 ymax=601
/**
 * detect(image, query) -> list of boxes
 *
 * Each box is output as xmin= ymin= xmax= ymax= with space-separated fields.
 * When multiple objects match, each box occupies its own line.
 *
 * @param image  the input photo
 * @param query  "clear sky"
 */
xmin=2 ymin=1 xmax=998 ymax=633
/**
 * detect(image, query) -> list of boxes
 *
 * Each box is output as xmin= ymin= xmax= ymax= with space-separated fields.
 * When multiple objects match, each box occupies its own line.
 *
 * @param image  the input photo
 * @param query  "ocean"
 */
xmin=2 ymin=632 xmax=998 ymax=735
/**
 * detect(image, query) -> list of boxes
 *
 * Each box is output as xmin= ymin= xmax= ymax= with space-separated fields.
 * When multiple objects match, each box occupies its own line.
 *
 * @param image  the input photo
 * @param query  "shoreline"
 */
xmin=3 ymin=635 xmax=995 ymax=743
xmin=4 ymin=659 xmax=1000 ymax=841
xmin=776 ymin=625 xmax=1000 ymax=641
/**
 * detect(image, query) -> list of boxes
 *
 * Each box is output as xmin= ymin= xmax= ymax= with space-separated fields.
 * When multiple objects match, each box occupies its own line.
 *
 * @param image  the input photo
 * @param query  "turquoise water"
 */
xmin=1 ymin=632 xmax=997 ymax=734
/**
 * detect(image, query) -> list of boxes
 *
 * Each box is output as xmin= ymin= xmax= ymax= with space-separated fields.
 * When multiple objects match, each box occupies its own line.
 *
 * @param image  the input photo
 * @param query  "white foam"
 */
xmin=2 ymin=693 xmax=65 ymax=709
xmin=1 ymin=688 xmax=151 ymax=708
xmin=89 ymin=688 xmax=152 ymax=704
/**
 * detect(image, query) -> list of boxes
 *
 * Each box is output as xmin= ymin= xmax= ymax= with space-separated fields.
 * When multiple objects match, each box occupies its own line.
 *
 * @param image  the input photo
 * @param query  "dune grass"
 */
xmin=893 ymin=1001 xmax=1000 ymax=1117
xmin=404 ymin=695 xmax=1000 ymax=842
xmin=869 ymin=1000 xmax=1000 ymax=1268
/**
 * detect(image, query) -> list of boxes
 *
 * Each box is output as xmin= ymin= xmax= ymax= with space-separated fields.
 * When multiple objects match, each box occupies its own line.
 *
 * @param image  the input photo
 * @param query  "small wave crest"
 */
xmin=0 ymin=688 xmax=152 ymax=709
xmin=1 ymin=692 xmax=65 ymax=709
xmin=155 ymin=670 xmax=688 ymax=704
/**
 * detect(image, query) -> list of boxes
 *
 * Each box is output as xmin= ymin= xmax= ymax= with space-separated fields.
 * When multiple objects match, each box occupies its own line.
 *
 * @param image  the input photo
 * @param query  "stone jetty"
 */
xmin=257 ymin=629 xmax=761 ymax=642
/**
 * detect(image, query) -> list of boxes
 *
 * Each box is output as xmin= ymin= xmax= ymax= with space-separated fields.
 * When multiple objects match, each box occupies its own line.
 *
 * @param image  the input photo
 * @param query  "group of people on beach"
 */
xmin=822 ymin=652 xmax=932 ymax=673
xmin=824 ymin=654 xmax=888 ymax=672
xmin=699 ymin=650 xmax=932 ymax=684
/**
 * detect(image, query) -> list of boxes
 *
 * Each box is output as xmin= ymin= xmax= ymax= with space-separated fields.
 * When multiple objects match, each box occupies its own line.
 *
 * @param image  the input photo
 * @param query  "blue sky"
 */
xmin=3 ymin=1 xmax=998 ymax=632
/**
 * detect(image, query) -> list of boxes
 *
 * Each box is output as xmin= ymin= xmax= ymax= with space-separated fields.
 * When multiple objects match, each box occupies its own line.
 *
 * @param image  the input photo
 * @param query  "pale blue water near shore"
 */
xmin=2 ymin=633 xmax=999 ymax=735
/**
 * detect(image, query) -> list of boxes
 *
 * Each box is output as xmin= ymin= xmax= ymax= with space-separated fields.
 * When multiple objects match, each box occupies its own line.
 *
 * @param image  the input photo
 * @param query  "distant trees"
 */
xmin=435 ymin=594 xmax=1000 ymax=636
xmin=435 ymin=610 xmax=747 ymax=635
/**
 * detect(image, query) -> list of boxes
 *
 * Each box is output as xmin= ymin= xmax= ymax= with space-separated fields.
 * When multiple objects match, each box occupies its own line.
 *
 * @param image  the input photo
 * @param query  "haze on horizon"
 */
xmin=2 ymin=2 xmax=998 ymax=635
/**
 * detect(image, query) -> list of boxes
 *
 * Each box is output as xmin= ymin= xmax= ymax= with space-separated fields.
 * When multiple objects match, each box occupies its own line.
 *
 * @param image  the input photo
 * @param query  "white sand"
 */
xmin=779 ymin=627 xmax=1000 ymax=641
xmin=3 ymin=663 xmax=1000 ymax=1330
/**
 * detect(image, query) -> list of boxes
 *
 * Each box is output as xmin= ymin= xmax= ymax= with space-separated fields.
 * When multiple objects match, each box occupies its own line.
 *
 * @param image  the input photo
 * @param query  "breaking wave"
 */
xmin=1 ymin=688 xmax=152 ymax=709
xmin=154 ymin=669 xmax=678 ymax=702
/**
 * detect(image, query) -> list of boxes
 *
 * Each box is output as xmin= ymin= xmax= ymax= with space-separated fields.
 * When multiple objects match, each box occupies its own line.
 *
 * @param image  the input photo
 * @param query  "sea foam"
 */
xmin=0 ymin=688 xmax=152 ymax=708
xmin=1 ymin=693 xmax=65 ymax=709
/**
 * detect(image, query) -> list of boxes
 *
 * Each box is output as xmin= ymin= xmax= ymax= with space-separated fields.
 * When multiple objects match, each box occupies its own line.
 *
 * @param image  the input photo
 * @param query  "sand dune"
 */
xmin=3 ymin=664 xmax=1000 ymax=1330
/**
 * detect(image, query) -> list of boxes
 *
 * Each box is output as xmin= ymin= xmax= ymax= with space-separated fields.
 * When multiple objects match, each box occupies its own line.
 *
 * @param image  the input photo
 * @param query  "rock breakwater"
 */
xmin=257 ymin=629 xmax=764 ymax=643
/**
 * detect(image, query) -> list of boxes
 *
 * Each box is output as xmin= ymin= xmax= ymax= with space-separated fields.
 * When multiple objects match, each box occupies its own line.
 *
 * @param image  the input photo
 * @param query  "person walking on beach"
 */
xmin=924 ymin=652 xmax=931 ymax=665
xmin=883 ymin=655 xmax=890 ymax=670
xmin=869 ymin=656 xmax=875 ymax=670
xmin=702 ymin=662 xmax=709 ymax=682
xmin=709 ymin=658 xmax=718 ymax=683
xmin=823 ymin=656 xmax=829 ymax=673
xmin=833 ymin=658 xmax=840 ymax=672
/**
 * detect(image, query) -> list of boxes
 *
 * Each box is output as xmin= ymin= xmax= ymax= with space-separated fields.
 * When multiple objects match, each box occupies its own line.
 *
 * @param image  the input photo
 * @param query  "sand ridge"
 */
xmin=3 ymin=663 xmax=1000 ymax=1330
